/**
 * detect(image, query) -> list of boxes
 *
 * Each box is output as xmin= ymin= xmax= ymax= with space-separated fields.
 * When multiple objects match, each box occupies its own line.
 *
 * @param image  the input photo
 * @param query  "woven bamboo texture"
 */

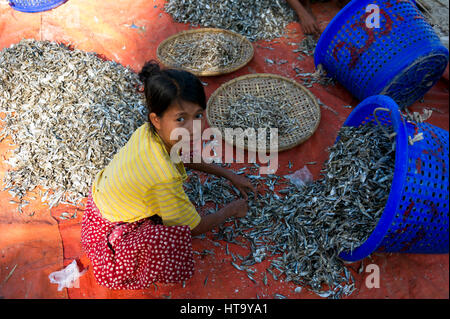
xmin=206 ymin=73 xmax=321 ymax=152
xmin=157 ymin=28 xmax=254 ymax=76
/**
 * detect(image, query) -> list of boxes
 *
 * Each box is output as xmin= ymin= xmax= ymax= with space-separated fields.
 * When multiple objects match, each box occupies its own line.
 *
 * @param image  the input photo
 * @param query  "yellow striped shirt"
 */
xmin=92 ymin=122 xmax=201 ymax=229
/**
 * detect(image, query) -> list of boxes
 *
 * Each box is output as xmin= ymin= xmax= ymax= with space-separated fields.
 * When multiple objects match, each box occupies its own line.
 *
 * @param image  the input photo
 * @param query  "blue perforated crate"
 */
xmin=9 ymin=0 xmax=68 ymax=13
xmin=338 ymin=95 xmax=449 ymax=262
xmin=314 ymin=0 xmax=449 ymax=109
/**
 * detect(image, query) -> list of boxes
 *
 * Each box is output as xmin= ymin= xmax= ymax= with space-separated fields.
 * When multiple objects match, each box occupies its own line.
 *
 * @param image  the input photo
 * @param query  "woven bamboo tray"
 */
xmin=206 ymin=74 xmax=321 ymax=152
xmin=157 ymin=28 xmax=254 ymax=76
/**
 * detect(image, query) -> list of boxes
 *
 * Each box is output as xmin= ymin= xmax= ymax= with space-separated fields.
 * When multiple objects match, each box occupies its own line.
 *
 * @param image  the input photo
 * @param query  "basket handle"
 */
xmin=373 ymin=107 xmax=397 ymax=140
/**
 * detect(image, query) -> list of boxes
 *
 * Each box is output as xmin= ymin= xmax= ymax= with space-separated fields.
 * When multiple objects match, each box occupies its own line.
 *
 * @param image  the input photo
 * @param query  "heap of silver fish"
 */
xmin=164 ymin=0 xmax=297 ymax=42
xmin=0 ymin=39 xmax=147 ymax=208
xmin=168 ymin=33 xmax=243 ymax=73
xmin=185 ymin=123 xmax=395 ymax=298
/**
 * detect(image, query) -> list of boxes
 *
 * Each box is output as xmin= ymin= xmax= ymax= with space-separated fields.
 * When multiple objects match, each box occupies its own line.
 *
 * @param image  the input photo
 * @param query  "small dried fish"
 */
xmin=218 ymin=94 xmax=300 ymax=147
xmin=2 ymin=264 xmax=17 ymax=285
xmin=293 ymin=52 xmax=336 ymax=88
xmin=185 ymin=122 xmax=395 ymax=299
xmin=294 ymin=35 xmax=317 ymax=56
xmin=0 ymin=39 xmax=147 ymax=208
xmin=164 ymin=0 xmax=297 ymax=42
xmin=263 ymin=272 xmax=268 ymax=286
xmin=166 ymin=33 xmax=243 ymax=73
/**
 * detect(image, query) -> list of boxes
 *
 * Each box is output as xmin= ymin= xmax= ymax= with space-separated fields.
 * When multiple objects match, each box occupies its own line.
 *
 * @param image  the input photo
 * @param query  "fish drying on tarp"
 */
xmin=292 ymin=35 xmax=317 ymax=56
xmin=184 ymin=123 xmax=395 ymax=298
xmin=0 ymin=39 xmax=147 ymax=208
xmin=164 ymin=0 xmax=297 ymax=42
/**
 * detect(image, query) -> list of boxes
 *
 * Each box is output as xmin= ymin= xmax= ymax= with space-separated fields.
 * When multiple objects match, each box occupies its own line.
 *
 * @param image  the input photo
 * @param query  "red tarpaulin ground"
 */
xmin=0 ymin=0 xmax=448 ymax=299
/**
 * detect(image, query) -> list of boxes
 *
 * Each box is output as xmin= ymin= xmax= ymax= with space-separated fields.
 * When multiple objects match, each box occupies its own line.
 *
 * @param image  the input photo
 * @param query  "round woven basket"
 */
xmin=206 ymin=74 xmax=321 ymax=152
xmin=157 ymin=28 xmax=254 ymax=77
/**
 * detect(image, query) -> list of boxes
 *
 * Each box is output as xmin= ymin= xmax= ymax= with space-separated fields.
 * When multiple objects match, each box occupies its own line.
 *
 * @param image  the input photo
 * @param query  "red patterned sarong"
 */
xmin=81 ymin=191 xmax=194 ymax=289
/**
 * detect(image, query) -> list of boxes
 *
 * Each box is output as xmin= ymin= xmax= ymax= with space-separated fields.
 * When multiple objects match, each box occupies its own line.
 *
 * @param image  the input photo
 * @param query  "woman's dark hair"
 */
xmin=138 ymin=60 xmax=206 ymax=117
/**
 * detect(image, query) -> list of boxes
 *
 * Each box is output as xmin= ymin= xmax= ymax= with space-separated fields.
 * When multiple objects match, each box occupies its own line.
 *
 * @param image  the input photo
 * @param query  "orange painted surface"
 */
xmin=0 ymin=0 xmax=448 ymax=299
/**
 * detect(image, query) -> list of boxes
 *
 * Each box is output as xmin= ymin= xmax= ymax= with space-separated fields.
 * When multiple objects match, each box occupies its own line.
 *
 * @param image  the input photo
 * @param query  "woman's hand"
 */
xmin=285 ymin=0 xmax=320 ymax=35
xmin=299 ymin=11 xmax=320 ymax=35
xmin=227 ymin=173 xmax=257 ymax=200
xmin=191 ymin=199 xmax=248 ymax=236
xmin=224 ymin=198 xmax=248 ymax=217
xmin=185 ymin=161 xmax=257 ymax=200
xmin=227 ymin=199 xmax=249 ymax=218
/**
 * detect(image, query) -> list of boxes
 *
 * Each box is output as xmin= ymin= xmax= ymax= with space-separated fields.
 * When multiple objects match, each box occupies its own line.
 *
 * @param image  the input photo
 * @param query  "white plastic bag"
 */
xmin=284 ymin=166 xmax=313 ymax=189
xmin=49 ymin=260 xmax=86 ymax=291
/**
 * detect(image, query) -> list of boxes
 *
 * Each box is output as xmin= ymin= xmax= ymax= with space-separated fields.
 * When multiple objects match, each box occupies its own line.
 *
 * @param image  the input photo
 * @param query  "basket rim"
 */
xmin=9 ymin=0 xmax=68 ymax=13
xmin=156 ymin=27 xmax=254 ymax=77
xmin=314 ymin=0 xmax=369 ymax=68
xmin=338 ymin=95 xmax=409 ymax=262
xmin=378 ymin=50 xmax=450 ymax=108
xmin=206 ymin=73 xmax=321 ymax=153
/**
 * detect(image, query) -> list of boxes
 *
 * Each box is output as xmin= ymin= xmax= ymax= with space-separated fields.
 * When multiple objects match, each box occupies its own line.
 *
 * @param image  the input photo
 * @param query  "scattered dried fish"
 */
xmin=2 ymin=264 xmax=17 ymax=285
xmin=164 ymin=0 xmax=297 ymax=42
xmin=263 ymin=272 xmax=268 ymax=286
xmin=256 ymin=45 xmax=275 ymax=50
xmin=316 ymin=98 xmax=339 ymax=115
xmin=185 ymin=123 xmax=395 ymax=299
xmin=294 ymin=65 xmax=336 ymax=87
xmin=293 ymin=35 xmax=317 ymax=56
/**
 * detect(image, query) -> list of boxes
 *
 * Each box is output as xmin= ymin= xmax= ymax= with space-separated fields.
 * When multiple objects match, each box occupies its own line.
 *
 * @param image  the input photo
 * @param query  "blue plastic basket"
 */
xmin=8 ymin=0 xmax=68 ymax=13
xmin=338 ymin=95 xmax=449 ymax=262
xmin=314 ymin=0 xmax=449 ymax=109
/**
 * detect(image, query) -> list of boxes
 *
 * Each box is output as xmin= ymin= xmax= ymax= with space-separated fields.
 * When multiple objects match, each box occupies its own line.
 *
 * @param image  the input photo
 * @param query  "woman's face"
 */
xmin=149 ymin=99 xmax=205 ymax=153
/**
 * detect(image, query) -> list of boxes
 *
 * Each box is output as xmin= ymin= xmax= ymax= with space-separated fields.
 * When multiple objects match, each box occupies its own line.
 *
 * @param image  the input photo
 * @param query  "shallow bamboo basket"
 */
xmin=157 ymin=28 xmax=254 ymax=76
xmin=206 ymin=73 xmax=321 ymax=152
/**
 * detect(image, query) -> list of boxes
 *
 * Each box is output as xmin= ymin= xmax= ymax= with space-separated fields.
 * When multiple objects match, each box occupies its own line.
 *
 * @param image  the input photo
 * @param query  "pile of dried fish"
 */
xmin=292 ymin=35 xmax=317 ymax=57
xmin=288 ymin=36 xmax=336 ymax=87
xmin=293 ymin=66 xmax=336 ymax=88
xmin=0 ymin=39 xmax=147 ymax=208
xmin=164 ymin=0 xmax=297 ymax=42
xmin=220 ymin=94 xmax=300 ymax=145
xmin=185 ymin=123 xmax=395 ymax=298
xmin=168 ymin=33 xmax=242 ymax=73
